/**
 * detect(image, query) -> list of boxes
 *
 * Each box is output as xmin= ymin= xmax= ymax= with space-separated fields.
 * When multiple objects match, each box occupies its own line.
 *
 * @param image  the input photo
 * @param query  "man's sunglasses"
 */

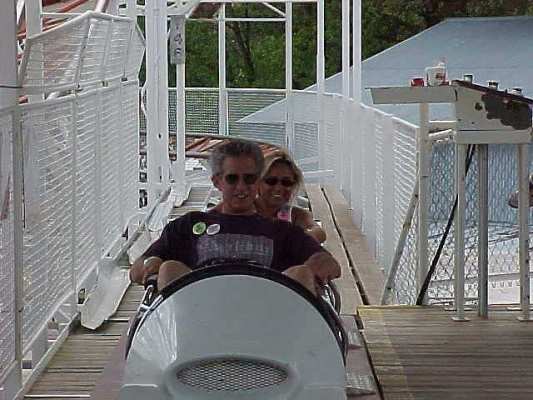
xmin=223 ymin=173 xmax=258 ymax=185
xmin=263 ymin=176 xmax=296 ymax=187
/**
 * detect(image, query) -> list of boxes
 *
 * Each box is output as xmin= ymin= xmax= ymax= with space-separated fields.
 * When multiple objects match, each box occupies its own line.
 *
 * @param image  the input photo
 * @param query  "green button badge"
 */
xmin=192 ymin=222 xmax=207 ymax=235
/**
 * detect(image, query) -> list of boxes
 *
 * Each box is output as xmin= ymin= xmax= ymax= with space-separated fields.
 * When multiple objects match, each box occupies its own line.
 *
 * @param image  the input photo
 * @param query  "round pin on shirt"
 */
xmin=206 ymin=223 xmax=220 ymax=235
xmin=192 ymin=222 xmax=207 ymax=235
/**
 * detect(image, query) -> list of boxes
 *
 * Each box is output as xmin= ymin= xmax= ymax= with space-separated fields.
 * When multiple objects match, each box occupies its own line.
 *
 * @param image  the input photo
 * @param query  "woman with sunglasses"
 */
xmin=255 ymin=151 xmax=327 ymax=244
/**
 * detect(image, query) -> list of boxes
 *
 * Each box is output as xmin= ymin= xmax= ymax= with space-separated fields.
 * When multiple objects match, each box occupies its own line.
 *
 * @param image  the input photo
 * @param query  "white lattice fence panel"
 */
xmin=20 ymin=18 xmax=90 ymax=93
xmin=293 ymin=123 xmax=318 ymax=172
xmin=21 ymin=99 xmax=75 ymax=348
xmin=387 ymin=117 xmax=418 ymax=303
xmin=185 ymin=89 xmax=219 ymax=135
xmin=292 ymin=91 xmax=319 ymax=172
xmin=0 ymin=111 xmax=15 ymax=379
xmin=99 ymin=87 xmax=122 ymax=251
xmin=228 ymin=90 xmax=286 ymax=145
xmin=348 ymin=102 xmax=363 ymax=226
xmin=120 ymin=81 xmax=140 ymax=224
xmin=392 ymin=118 xmax=418 ymax=261
xmin=78 ymin=17 xmax=108 ymax=84
xmin=361 ymin=105 xmax=377 ymax=256
xmin=125 ymin=26 xmax=146 ymax=80
xmin=74 ymin=92 xmax=99 ymax=283
xmin=20 ymin=13 xmax=143 ymax=94
xmin=323 ymin=94 xmax=341 ymax=183
xmin=103 ymin=18 xmax=132 ymax=80
xmin=374 ymin=110 xmax=386 ymax=267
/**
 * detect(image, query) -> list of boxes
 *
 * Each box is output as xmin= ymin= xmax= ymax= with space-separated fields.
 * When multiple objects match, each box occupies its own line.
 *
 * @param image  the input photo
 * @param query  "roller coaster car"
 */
xmin=120 ymin=262 xmax=348 ymax=400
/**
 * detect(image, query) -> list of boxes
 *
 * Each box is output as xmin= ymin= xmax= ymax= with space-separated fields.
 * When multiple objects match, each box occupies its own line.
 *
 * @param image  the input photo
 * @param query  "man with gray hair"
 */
xmin=130 ymin=139 xmax=340 ymax=295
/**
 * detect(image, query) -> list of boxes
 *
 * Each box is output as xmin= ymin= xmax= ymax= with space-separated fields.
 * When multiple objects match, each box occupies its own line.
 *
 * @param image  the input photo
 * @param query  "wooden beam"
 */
xmin=322 ymin=185 xmax=385 ymax=305
xmin=306 ymin=184 xmax=362 ymax=313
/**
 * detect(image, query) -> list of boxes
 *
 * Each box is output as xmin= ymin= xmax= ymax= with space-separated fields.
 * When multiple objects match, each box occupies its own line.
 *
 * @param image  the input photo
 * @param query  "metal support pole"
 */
xmin=417 ymin=103 xmax=430 ymax=298
xmin=284 ymin=1 xmax=294 ymax=152
xmin=25 ymin=0 xmax=43 ymax=103
xmin=145 ymin=0 xmax=169 ymax=205
xmin=2 ymin=2 xmax=23 ymax=394
xmin=317 ymin=0 xmax=326 ymax=172
xmin=341 ymin=0 xmax=349 ymax=100
xmin=453 ymin=143 xmax=468 ymax=321
xmin=25 ymin=0 xmax=42 ymax=36
xmin=350 ymin=0 xmax=362 ymax=216
xmin=125 ymin=0 xmax=137 ymax=20
xmin=352 ymin=0 xmax=361 ymax=104
xmin=218 ymin=5 xmax=228 ymax=136
xmin=174 ymin=16 xmax=186 ymax=196
xmin=340 ymin=0 xmax=350 ymax=193
xmin=517 ymin=143 xmax=531 ymax=321
xmin=477 ymin=144 xmax=488 ymax=317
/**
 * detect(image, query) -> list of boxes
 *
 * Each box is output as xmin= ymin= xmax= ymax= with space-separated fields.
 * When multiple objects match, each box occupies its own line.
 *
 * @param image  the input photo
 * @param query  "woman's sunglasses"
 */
xmin=223 ymin=173 xmax=258 ymax=185
xmin=263 ymin=176 xmax=295 ymax=187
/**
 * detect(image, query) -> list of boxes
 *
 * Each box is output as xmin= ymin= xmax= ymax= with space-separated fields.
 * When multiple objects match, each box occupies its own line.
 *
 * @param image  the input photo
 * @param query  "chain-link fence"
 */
xmin=388 ymin=142 xmax=532 ymax=305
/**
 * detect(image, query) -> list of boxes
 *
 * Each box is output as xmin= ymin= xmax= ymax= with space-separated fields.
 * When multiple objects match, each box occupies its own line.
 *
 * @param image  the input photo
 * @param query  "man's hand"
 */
xmin=130 ymin=256 xmax=163 ymax=285
xmin=304 ymin=251 xmax=341 ymax=284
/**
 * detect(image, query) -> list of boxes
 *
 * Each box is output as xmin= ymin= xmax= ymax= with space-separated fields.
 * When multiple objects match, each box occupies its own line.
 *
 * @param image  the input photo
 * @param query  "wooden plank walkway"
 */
xmin=322 ymin=185 xmax=385 ymax=305
xmin=306 ymin=184 xmax=363 ymax=313
xmin=359 ymin=306 xmax=533 ymax=400
xmin=23 ymin=285 xmax=144 ymax=400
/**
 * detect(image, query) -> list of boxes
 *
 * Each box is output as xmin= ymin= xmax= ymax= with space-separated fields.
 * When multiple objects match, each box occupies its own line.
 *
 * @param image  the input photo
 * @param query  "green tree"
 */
xmin=142 ymin=0 xmax=533 ymax=88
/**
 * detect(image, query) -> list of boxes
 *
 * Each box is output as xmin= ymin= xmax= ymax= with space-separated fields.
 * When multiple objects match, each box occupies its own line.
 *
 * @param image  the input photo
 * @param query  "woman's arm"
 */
xmin=292 ymin=207 xmax=327 ymax=244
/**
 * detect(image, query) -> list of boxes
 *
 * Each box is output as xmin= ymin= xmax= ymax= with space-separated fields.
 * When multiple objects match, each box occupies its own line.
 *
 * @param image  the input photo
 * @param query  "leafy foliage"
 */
xmin=140 ymin=0 xmax=533 ymax=89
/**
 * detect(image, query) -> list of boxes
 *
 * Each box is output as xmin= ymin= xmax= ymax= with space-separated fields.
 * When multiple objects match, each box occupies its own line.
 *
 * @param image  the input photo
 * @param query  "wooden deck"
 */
xmin=359 ymin=306 xmax=533 ymax=400
xmin=23 ymin=285 xmax=143 ymax=399
xmin=24 ymin=184 xmax=533 ymax=399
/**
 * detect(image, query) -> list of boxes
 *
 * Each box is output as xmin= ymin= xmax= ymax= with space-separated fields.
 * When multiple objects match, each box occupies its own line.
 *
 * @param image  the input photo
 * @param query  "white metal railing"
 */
xmin=0 ymin=10 xmax=144 ymax=398
xmin=0 ymin=109 xmax=15 ymax=385
xmin=0 ymin=79 xmax=140 ymax=398
xmin=18 ymin=11 xmax=144 ymax=95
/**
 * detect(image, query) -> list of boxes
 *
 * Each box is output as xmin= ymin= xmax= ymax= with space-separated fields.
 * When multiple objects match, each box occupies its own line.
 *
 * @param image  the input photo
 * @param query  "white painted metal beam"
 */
xmin=285 ymin=0 xmax=293 ymax=152
xmin=218 ymin=4 xmax=228 ymax=135
xmin=145 ymin=0 xmax=170 ymax=204
xmin=317 ymin=0 xmax=325 ymax=171
xmin=352 ymin=0 xmax=361 ymax=103
xmin=1 ymin=1 xmax=23 ymax=397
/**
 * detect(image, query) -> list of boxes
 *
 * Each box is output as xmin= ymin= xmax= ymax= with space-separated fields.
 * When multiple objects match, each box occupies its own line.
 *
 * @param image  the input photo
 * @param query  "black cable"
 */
xmin=416 ymin=144 xmax=477 ymax=305
xmin=0 ymin=85 xmax=22 ymax=89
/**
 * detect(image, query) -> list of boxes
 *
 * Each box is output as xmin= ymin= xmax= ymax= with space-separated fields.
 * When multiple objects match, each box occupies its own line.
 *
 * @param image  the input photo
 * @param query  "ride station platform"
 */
xmin=20 ymin=182 xmax=533 ymax=400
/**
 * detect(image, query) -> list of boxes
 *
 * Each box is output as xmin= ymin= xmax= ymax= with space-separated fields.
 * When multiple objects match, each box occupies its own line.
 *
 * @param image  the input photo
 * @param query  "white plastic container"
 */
xmin=425 ymin=61 xmax=447 ymax=86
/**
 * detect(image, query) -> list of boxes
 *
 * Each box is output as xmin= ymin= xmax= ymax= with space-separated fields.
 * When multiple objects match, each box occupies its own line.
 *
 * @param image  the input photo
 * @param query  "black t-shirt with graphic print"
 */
xmin=142 ymin=210 xmax=324 ymax=272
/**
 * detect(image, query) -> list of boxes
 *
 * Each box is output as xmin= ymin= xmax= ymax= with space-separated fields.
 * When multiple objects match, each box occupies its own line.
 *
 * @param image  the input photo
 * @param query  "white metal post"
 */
xmin=70 ymin=99 xmax=79 ymax=318
xmin=417 ymin=103 xmax=430 ymax=298
xmin=285 ymin=1 xmax=294 ymax=153
xmin=454 ymin=143 xmax=468 ymax=321
xmin=24 ymin=0 xmax=42 ymax=37
xmin=350 ymin=0 xmax=362 ymax=217
xmin=382 ymin=114 xmax=395 ymax=271
xmin=477 ymin=144 xmax=488 ymax=318
xmin=352 ymin=0 xmax=361 ymax=104
xmin=517 ymin=143 xmax=531 ymax=321
xmin=125 ymin=0 xmax=137 ymax=20
xmin=340 ymin=0 xmax=350 ymax=194
xmin=25 ymin=0 xmax=43 ymax=104
xmin=218 ymin=5 xmax=228 ymax=135
xmin=317 ymin=0 xmax=326 ymax=172
xmin=145 ymin=0 xmax=170 ymax=204
xmin=2 ymin=1 xmax=22 ymax=395
xmin=173 ymin=15 xmax=186 ymax=197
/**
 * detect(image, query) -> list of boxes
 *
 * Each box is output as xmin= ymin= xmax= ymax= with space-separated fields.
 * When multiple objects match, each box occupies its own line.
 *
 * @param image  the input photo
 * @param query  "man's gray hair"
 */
xmin=209 ymin=139 xmax=265 ymax=176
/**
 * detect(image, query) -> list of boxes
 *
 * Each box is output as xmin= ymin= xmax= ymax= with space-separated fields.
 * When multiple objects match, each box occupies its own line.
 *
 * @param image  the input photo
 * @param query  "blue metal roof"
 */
xmin=242 ymin=16 xmax=533 ymax=125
